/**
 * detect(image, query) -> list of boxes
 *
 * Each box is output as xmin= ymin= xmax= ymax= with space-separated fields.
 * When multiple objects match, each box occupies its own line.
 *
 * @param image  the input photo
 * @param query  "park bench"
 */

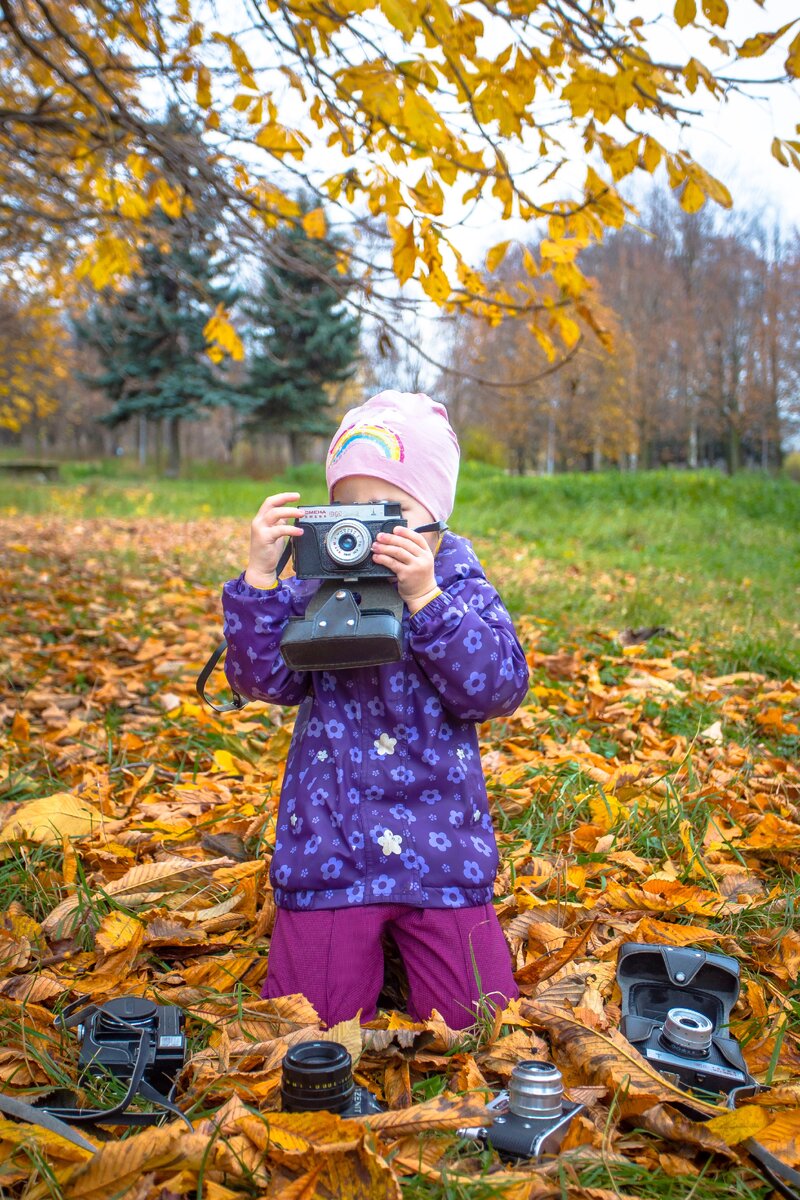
xmin=0 ymin=460 xmax=62 ymax=482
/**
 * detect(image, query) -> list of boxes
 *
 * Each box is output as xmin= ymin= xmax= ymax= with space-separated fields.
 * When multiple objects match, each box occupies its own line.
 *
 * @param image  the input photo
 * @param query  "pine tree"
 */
xmin=74 ymin=111 xmax=238 ymax=476
xmin=236 ymin=214 xmax=361 ymax=464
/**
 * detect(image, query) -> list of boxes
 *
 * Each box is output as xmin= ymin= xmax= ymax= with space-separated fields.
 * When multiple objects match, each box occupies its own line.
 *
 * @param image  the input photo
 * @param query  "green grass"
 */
xmin=1 ymin=459 xmax=798 ymax=675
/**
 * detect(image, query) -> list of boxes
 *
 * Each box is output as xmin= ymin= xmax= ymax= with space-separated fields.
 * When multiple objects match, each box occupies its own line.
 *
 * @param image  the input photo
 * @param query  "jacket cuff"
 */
xmin=230 ymin=570 xmax=280 ymax=597
xmin=409 ymin=589 xmax=465 ymax=634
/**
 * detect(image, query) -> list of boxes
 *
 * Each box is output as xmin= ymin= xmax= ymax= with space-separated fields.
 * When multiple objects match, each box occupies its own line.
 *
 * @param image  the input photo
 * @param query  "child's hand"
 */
xmin=372 ymin=527 xmax=439 ymax=614
xmin=245 ymin=491 xmax=304 ymax=589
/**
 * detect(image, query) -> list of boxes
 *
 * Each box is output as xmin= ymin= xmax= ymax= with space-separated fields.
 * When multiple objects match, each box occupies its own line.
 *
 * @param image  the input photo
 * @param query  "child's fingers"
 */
xmin=389 ymin=526 xmax=431 ymax=550
xmin=376 ymin=530 xmax=430 ymax=555
xmin=260 ymin=506 xmax=304 ymax=525
xmin=255 ymin=491 xmax=301 ymax=518
xmin=373 ymin=541 xmax=418 ymax=565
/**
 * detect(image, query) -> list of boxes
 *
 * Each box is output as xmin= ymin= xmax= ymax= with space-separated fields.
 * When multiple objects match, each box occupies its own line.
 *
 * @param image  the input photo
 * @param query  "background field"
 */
xmin=3 ymin=460 xmax=798 ymax=676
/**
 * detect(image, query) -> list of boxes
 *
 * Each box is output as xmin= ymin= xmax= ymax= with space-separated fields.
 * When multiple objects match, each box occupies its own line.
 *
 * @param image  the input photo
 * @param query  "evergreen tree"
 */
xmin=74 ymin=112 xmax=238 ymax=476
xmin=235 ymin=213 xmax=361 ymax=464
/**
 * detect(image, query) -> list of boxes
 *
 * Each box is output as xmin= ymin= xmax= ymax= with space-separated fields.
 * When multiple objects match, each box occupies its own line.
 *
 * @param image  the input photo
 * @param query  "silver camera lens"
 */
xmin=662 ymin=1008 xmax=713 ymax=1053
xmin=325 ymin=519 xmax=371 ymax=567
xmin=507 ymin=1060 xmax=564 ymax=1120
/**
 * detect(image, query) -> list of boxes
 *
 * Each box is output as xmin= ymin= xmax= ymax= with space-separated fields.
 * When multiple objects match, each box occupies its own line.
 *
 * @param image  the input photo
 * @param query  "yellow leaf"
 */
xmin=196 ymin=65 xmax=212 ymax=109
xmin=680 ymin=178 xmax=705 ymax=213
xmin=203 ymin=306 xmax=245 ymax=362
xmin=772 ymin=137 xmax=789 ymax=166
xmin=674 ymin=0 xmax=696 ymax=28
xmin=301 ymin=208 xmax=326 ymax=239
xmin=411 ymin=171 xmax=445 ymax=217
xmin=95 ymin=912 xmax=144 ymax=956
xmin=388 ymin=219 xmax=416 ymax=284
xmin=486 ymin=241 xmax=511 ymax=273
xmin=705 ymin=1106 xmax=770 ymax=1145
xmin=0 ymin=792 xmax=104 ymax=847
xmin=787 ymin=31 xmax=800 ymax=77
xmin=254 ymin=123 xmax=305 ymax=159
xmin=589 ymin=791 xmax=622 ymax=832
xmin=702 ymin=0 xmax=728 ymax=27
xmin=213 ymin=748 xmax=245 ymax=775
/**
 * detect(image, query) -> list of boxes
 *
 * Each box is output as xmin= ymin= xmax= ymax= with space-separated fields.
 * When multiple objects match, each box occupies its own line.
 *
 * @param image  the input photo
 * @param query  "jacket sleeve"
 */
xmin=407 ymin=574 xmax=530 ymax=722
xmin=221 ymin=572 xmax=311 ymax=706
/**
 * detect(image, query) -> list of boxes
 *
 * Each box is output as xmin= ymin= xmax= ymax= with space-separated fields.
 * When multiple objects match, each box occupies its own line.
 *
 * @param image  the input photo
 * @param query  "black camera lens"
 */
xmin=281 ymin=1041 xmax=356 ymax=1112
xmin=96 ymin=996 xmax=158 ymax=1036
xmin=339 ymin=533 xmax=357 ymax=552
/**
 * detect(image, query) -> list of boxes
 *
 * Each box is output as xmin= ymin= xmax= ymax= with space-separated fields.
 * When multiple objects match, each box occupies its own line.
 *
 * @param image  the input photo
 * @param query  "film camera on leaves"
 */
xmin=617 ymin=942 xmax=757 ymax=1098
xmin=457 ymin=1060 xmax=584 ymax=1161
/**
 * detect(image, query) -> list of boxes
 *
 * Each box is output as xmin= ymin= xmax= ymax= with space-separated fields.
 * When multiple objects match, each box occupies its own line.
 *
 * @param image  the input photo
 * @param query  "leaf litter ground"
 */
xmin=1 ymin=516 xmax=799 ymax=1199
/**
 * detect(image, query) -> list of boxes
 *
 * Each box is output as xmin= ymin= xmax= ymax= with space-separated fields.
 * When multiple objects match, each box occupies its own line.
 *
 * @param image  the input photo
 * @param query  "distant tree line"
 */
xmin=2 ymin=180 xmax=798 ymax=477
xmin=445 ymin=185 xmax=799 ymax=474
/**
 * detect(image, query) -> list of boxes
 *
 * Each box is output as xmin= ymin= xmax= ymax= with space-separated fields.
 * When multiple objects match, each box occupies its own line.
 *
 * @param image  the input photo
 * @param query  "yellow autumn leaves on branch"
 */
xmin=1 ymin=0 xmax=799 ymax=362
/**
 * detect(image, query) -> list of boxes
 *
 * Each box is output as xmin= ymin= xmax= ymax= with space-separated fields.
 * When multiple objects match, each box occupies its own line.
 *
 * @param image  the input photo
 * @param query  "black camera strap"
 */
xmin=196 ymin=520 xmax=449 ymax=711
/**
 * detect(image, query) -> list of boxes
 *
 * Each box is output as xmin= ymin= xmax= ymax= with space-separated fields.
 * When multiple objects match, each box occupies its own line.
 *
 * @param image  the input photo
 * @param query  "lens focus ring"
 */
xmin=507 ymin=1060 xmax=564 ymax=1119
xmin=662 ymin=1008 xmax=714 ymax=1052
xmin=325 ymin=519 xmax=371 ymax=567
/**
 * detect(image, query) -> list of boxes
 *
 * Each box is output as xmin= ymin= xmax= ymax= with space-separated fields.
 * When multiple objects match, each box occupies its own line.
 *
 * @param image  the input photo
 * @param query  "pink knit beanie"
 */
xmin=326 ymin=391 xmax=460 ymax=523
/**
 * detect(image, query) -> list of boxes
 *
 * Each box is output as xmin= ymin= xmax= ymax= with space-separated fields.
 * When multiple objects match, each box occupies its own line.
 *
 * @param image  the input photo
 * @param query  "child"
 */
xmin=221 ymin=391 xmax=530 ymax=1029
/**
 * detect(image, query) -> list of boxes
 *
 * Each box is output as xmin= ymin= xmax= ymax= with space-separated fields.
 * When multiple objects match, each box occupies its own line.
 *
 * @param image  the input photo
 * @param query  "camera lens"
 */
xmin=507 ymin=1060 xmax=564 ymax=1120
xmin=96 ymin=996 xmax=159 ymax=1036
xmin=325 ymin=520 xmax=371 ymax=567
xmin=280 ymin=1040 xmax=356 ymax=1112
xmin=662 ymin=1008 xmax=713 ymax=1053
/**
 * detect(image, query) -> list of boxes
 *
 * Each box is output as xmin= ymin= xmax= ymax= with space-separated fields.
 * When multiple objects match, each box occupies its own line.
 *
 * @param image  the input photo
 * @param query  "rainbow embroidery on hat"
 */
xmin=328 ymin=423 xmax=405 ymax=465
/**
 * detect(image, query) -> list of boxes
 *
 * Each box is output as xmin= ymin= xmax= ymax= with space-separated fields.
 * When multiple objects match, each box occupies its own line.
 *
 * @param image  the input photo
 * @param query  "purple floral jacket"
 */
xmin=221 ymin=532 xmax=529 ymax=912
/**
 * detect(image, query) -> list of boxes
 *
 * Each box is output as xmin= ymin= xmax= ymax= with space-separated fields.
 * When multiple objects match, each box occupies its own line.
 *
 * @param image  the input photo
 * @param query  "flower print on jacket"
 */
xmin=221 ymin=532 xmax=529 ymax=912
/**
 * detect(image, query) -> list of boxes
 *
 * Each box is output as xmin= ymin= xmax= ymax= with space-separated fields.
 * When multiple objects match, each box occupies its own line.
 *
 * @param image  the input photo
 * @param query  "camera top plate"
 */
xmin=298 ymin=502 xmax=403 ymax=522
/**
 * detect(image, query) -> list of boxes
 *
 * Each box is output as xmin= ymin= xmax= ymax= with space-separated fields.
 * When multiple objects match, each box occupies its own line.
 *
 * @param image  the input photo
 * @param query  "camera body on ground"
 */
xmin=77 ymin=995 xmax=186 ymax=1096
xmin=617 ymin=942 xmax=756 ymax=1098
xmin=292 ymin=502 xmax=406 ymax=580
xmin=457 ymin=1060 xmax=584 ymax=1161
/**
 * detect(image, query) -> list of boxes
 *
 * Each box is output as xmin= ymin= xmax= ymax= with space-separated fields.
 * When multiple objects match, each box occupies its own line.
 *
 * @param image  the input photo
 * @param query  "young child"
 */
xmin=221 ymin=391 xmax=530 ymax=1029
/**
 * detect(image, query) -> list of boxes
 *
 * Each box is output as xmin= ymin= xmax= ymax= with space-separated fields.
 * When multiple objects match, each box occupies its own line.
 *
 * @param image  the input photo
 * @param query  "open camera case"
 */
xmin=617 ymin=942 xmax=757 ymax=1096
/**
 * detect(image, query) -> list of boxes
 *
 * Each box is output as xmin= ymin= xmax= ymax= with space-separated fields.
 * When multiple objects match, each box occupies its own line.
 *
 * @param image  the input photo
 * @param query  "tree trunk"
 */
xmin=288 ymin=431 xmax=304 ymax=468
xmin=688 ymin=414 xmax=698 ymax=469
xmin=545 ymin=406 xmax=556 ymax=475
xmin=138 ymin=415 xmax=148 ymax=467
xmin=164 ymin=415 xmax=181 ymax=477
xmin=726 ymin=422 xmax=741 ymax=475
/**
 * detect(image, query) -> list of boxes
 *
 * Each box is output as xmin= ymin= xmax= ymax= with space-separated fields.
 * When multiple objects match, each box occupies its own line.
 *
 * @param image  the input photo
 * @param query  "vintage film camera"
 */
xmin=457 ymin=1060 xmax=584 ymax=1161
xmin=617 ymin=942 xmax=757 ymax=1099
xmin=280 ymin=1040 xmax=383 ymax=1116
xmin=279 ymin=501 xmax=410 ymax=672
xmin=14 ymin=995 xmax=190 ymax=1131
xmin=291 ymin=502 xmax=407 ymax=580
xmin=75 ymin=995 xmax=186 ymax=1097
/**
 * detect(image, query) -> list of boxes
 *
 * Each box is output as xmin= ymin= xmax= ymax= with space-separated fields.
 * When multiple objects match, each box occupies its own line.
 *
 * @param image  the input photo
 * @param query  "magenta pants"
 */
xmin=261 ymin=902 xmax=519 ymax=1029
